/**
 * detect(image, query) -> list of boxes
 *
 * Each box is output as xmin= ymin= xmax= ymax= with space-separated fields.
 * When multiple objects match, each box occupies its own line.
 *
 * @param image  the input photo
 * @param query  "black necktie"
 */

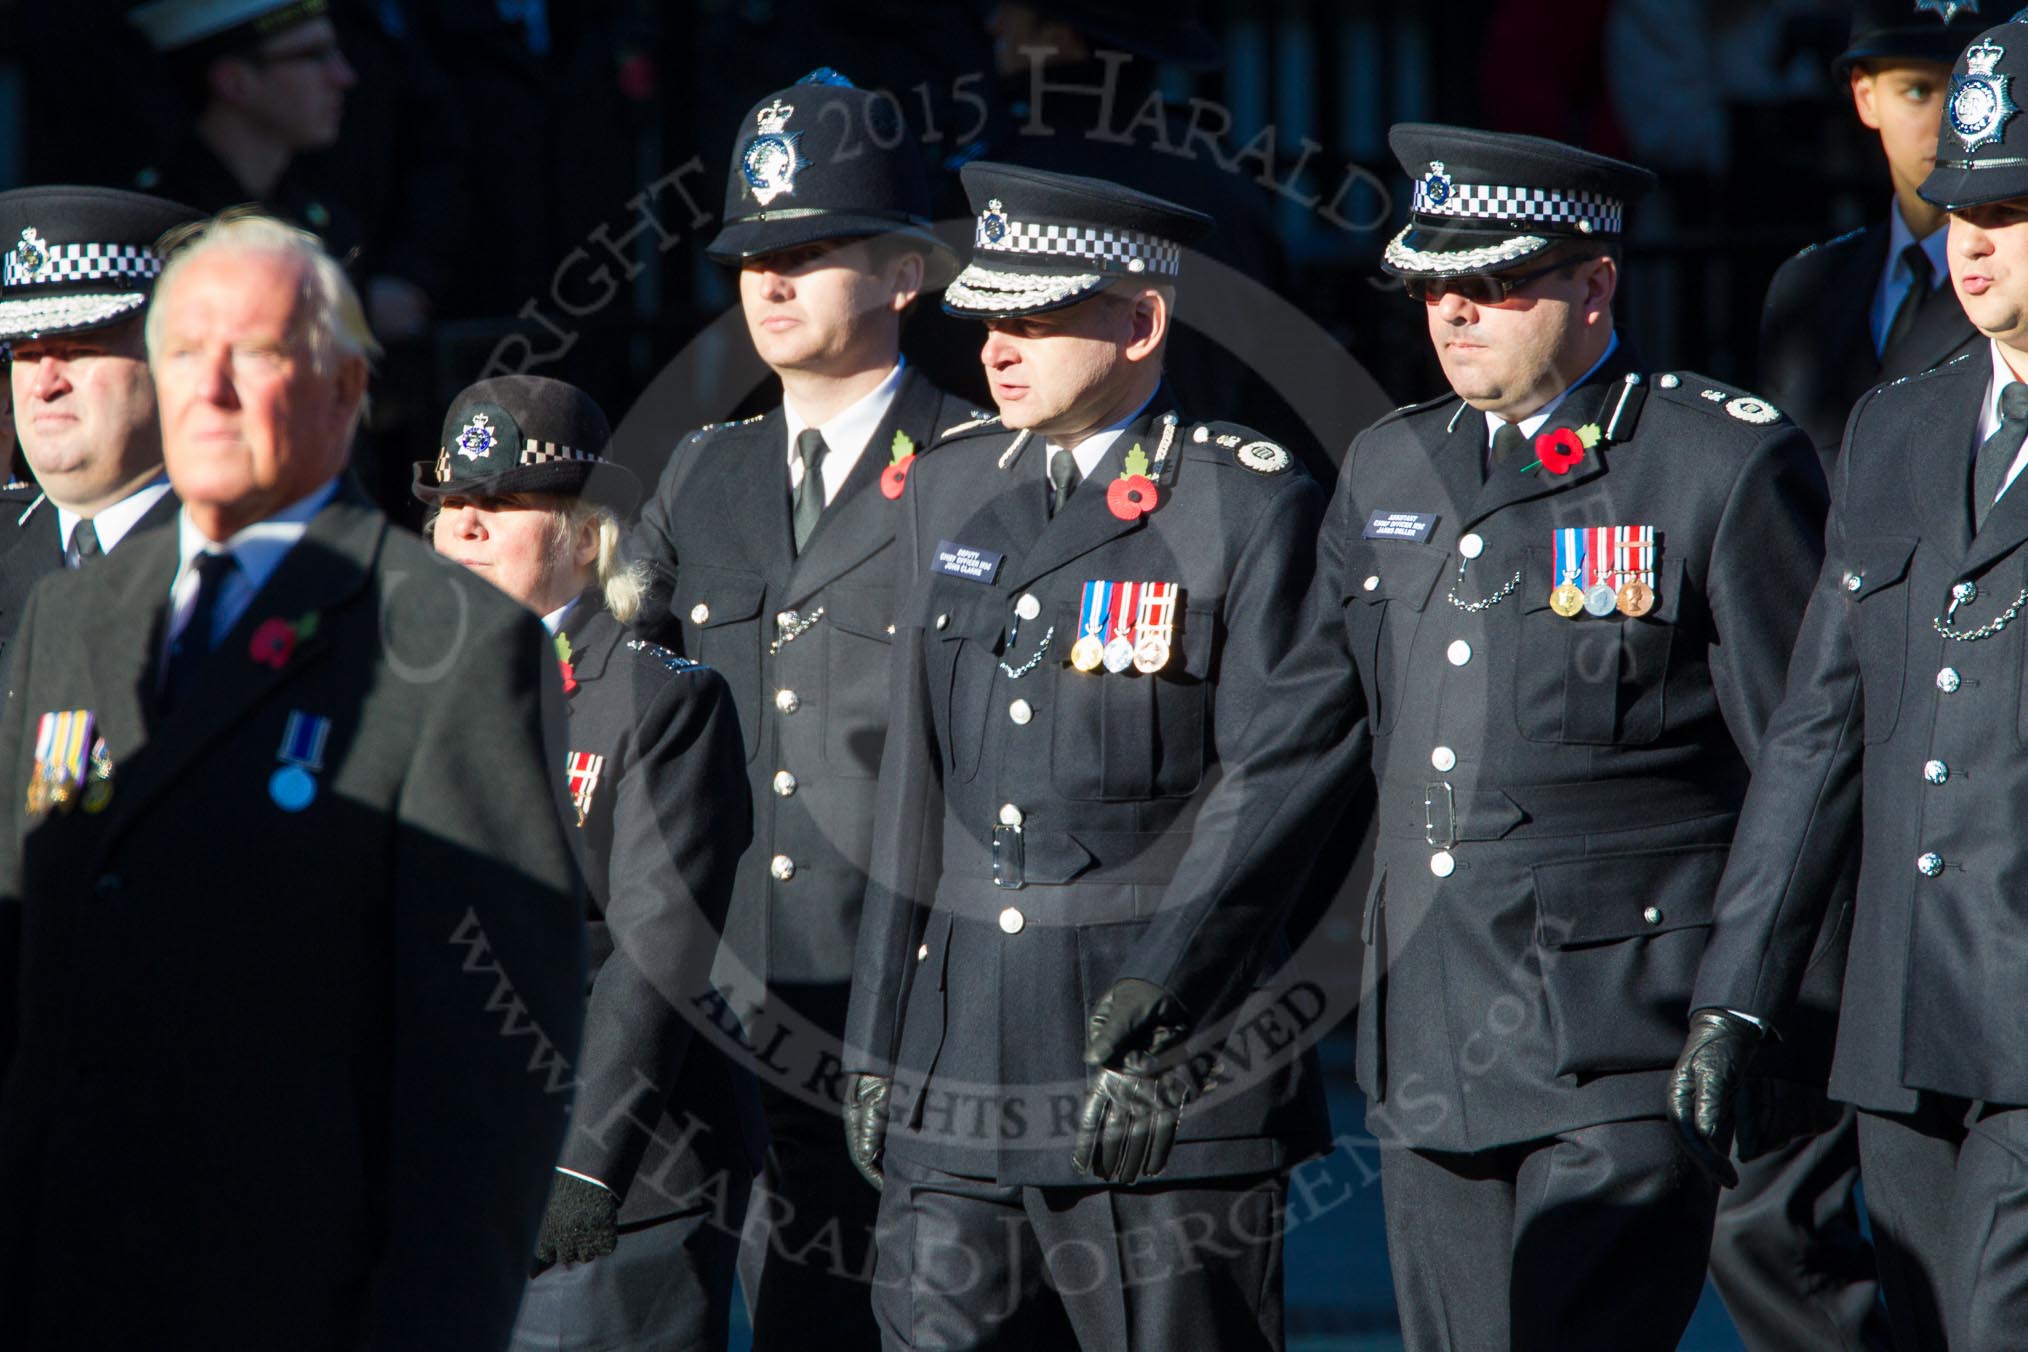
xmin=158 ymin=551 xmax=237 ymax=715
xmin=1881 ymin=242 xmax=1934 ymax=358
xmin=1048 ymin=447 xmax=1081 ymax=517
xmin=792 ymin=428 xmax=828 ymax=553
xmin=64 ymin=519 xmax=101 ymax=569
xmin=1974 ymin=382 xmax=2028 ymax=531
xmin=1489 ymin=421 xmax=1529 ymax=481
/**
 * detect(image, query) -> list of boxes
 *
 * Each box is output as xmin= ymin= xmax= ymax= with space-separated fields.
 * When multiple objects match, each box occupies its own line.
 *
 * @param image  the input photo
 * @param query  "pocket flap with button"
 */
xmin=930 ymin=591 xmax=1007 ymax=644
xmin=1532 ymin=844 xmax=1728 ymax=945
xmin=824 ymin=588 xmax=896 ymax=641
xmin=676 ymin=566 xmax=765 ymax=628
xmin=1342 ymin=544 xmax=1446 ymax=611
xmin=1840 ymin=537 xmax=1919 ymax=600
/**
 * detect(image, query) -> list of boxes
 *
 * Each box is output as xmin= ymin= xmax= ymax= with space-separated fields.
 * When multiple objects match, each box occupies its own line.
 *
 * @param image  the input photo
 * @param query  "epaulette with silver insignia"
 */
xmin=687 ymin=413 xmax=766 ymax=445
xmin=1658 ymin=373 xmax=1784 ymax=427
xmin=936 ymin=411 xmax=1002 ymax=441
xmin=1189 ymin=420 xmax=1290 ymax=474
xmin=625 ymin=638 xmax=705 ymax=673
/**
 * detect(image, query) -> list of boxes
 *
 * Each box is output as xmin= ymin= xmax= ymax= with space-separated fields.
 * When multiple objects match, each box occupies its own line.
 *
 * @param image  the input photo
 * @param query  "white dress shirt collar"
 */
xmin=1483 ymin=333 xmax=1621 ymax=447
xmin=167 ymin=477 xmax=342 ymax=649
xmin=56 ymin=477 xmax=173 ymax=559
xmin=1046 ymin=390 xmax=1159 ymax=484
xmin=783 ymin=359 xmax=907 ymax=508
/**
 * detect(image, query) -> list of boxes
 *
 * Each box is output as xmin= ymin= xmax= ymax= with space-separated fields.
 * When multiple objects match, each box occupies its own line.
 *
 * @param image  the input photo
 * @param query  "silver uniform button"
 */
xmin=1916 ymin=852 xmax=1944 ymax=878
xmin=917 ymin=943 xmax=929 ymax=962
xmin=770 ymin=854 xmax=796 ymax=881
xmin=1430 ymin=850 xmax=1456 ymax=878
xmin=776 ymin=689 xmax=800 ymax=714
xmin=1954 ymin=580 xmax=1978 ymax=606
xmin=1938 ymin=667 xmax=1962 ymax=694
xmin=1924 ymin=760 xmax=1949 ymax=786
xmin=1658 ymin=373 xmax=1681 ymax=389
xmin=1431 ymin=746 xmax=1457 ymax=772
xmin=999 ymin=803 xmax=1024 ymax=827
xmin=690 ymin=603 xmax=711 ymax=625
xmin=1458 ymin=533 xmax=1484 ymax=560
xmin=773 ymin=770 xmax=797 ymax=797
xmin=1009 ymin=698 xmax=1033 ymax=725
xmin=1363 ymin=575 xmax=1380 ymax=592
xmin=1015 ymin=593 xmax=1041 ymax=621
xmin=777 ymin=610 xmax=797 ymax=630
xmin=936 ymin=613 xmax=950 ymax=631
xmin=1643 ymin=905 xmax=1664 ymax=926
xmin=999 ymin=906 xmax=1025 ymax=934
xmin=1842 ymin=573 xmax=1862 ymax=593
xmin=1447 ymin=640 xmax=1472 ymax=667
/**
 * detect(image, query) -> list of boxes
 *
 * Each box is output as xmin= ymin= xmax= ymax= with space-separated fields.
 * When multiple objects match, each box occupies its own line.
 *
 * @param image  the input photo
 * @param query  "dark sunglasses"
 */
xmin=1403 ymin=256 xmax=1583 ymax=306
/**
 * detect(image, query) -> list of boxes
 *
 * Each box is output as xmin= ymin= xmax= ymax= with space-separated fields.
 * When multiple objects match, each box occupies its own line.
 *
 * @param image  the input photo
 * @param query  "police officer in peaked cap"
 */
xmin=1678 ymin=20 xmax=2028 ymax=1350
xmin=1760 ymin=0 xmax=1987 ymax=475
xmin=418 ymin=377 xmax=760 ymax=1352
xmin=0 ymin=186 xmax=204 ymax=666
xmin=625 ymin=68 xmax=977 ymax=1352
xmin=1117 ymin=124 xmax=1829 ymax=1350
xmin=840 ymin=159 xmax=1331 ymax=1348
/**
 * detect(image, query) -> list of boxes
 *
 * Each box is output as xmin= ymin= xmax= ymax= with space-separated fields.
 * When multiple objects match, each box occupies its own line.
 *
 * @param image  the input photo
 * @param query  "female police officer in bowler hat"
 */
xmin=417 ymin=375 xmax=758 ymax=1352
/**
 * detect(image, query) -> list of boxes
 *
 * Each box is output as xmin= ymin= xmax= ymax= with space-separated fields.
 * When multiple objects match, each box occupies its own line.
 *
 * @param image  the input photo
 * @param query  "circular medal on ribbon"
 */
xmin=1551 ymin=583 xmax=1586 ymax=618
xmin=1132 ymin=635 xmax=1171 ymax=674
xmin=1583 ymin=583 xmax=1618 ymax=617
xmin=1616 ymin=580 xmax=1655 ymax=617
xmin=1070 ymin=635 xmax=1106 ymax=672
xmin=1102 ymin=636 xmax=1136 ymax=673
xmin=270 ymin=765 xmax=318 ymax=813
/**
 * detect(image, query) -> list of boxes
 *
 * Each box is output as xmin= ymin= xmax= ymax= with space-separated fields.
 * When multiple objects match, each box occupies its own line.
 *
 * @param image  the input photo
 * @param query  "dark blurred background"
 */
xmin=0 ymin=0 xmax=1886 ymax=523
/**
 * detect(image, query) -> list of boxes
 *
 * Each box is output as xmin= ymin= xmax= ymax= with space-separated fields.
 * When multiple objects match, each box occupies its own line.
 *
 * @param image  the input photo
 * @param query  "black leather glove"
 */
xmin=534 ymin=1171 xmax=619 ymax=1266
xmin=1667 ymin=1008 xmax=1764 ymax=1187
xmin=844 ymin=1072 xmax=891 ymax=1192
xmin=1072 ymin=978 xmax=1193 ymax=1184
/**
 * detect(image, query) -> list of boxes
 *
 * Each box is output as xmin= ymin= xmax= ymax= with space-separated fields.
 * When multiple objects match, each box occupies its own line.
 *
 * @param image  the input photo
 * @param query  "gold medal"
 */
xmin=1550 ymin=583 xmax=1585 ymax=618
xmin=1070 ymin=635 xmax=1105 ymax=672
xmin=1616 ymin=580 xmax=1655 ymax=617
xmin=82 ymin=777 xmax=112 ymax=814
xmin=25 ymin=775 xmax=48 ymax=817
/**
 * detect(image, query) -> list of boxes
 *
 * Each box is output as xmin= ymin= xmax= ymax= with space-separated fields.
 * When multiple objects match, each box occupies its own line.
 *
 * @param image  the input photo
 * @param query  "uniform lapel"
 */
xmin=1426 ymin=401 xmax=1488 ymax=525
xmin=1462 ymin=353 xmax=1635 ymax=528
xmin=92 ymin=487 xmax=384 ymax=850
xmin=1885 ymin=279 xmax=1978 ymax=382
xmin=1002 ymin=403 xmax=1169 ymax=594
xmin=76 ymin=523 xmax=177 ymax=773
xmin=783 ymin=368 xmax=942 ymax=605
xmin=1914 ymin=357 xmax=1992 ymax=568
xmin=558 ymin=589 xmax=615 ymax=690
xmin=720 ymin=409 xmax=795 ymax=594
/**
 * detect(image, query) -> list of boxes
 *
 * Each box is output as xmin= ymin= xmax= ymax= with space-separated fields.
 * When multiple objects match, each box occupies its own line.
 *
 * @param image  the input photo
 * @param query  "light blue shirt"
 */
xmin=166 ymin=477 xmax=342 ymax=653
xmin=1870 ymin=199 xmax=1949 ymax=357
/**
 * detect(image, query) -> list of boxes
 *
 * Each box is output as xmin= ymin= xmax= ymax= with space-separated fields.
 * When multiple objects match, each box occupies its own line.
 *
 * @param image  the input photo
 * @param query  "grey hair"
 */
xmin=145 ymin=209 xmax=380 ymax=430
xmin=553 ymin=499 xmax=651 ymax=624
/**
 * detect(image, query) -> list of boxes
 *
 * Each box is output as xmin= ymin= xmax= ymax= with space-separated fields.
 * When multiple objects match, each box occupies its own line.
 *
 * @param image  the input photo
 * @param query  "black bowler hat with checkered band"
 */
xmin=1380 ymin=125 xmax=1656 ymax=280
xmin=707 ymin=69 xmax=957 ymax=285
xmin=0 ymin=186 xmax=204 ymax=341
xmin=412 ymin=375 xmax=641 ymax=516
xmin=1920 ymin=22 xmax=2028 ymax=212
xmin=944 ymin=161 xmax=1213 ymax=319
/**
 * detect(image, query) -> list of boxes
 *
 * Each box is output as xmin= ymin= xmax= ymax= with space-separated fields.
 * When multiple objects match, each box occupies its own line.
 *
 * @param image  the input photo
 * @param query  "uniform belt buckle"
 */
xmin=1424 ymin=782 xmax=1457 ymax=849
xmin=992 ymin=824 xmax=1025 ymax=890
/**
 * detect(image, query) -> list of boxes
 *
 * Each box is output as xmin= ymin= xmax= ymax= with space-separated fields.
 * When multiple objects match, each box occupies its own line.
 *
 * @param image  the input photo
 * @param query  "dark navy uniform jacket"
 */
xmin=844 ymin=396 xmax=1333 ymax=1187
xmin=0 ymin=487 xmax=179 ymax=666
xmin=1140 ymin=349 xmax=1830 ymax=1153
xmin=630 ymin=367 xmax=977 ymax=1022
xmin=1760 ymin=223 xmax=1978 ymax=475
xmin=550 ymin=592 xmax=759 ymax=1225
xmin=1697 ymin=350 xmax=2028 ymax=1114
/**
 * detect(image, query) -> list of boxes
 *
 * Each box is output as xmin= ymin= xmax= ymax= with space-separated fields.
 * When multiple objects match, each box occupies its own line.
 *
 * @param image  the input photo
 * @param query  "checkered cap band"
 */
xmin=4 ymin=241 xmax=163 ymax=288
xmin=974 ymin=215 xmax=1182 ymax=276
xmin=1411 ymin=180 xmax=1623 ymax=234
xmin=433 ymin=440 xmax=604 ymax=482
